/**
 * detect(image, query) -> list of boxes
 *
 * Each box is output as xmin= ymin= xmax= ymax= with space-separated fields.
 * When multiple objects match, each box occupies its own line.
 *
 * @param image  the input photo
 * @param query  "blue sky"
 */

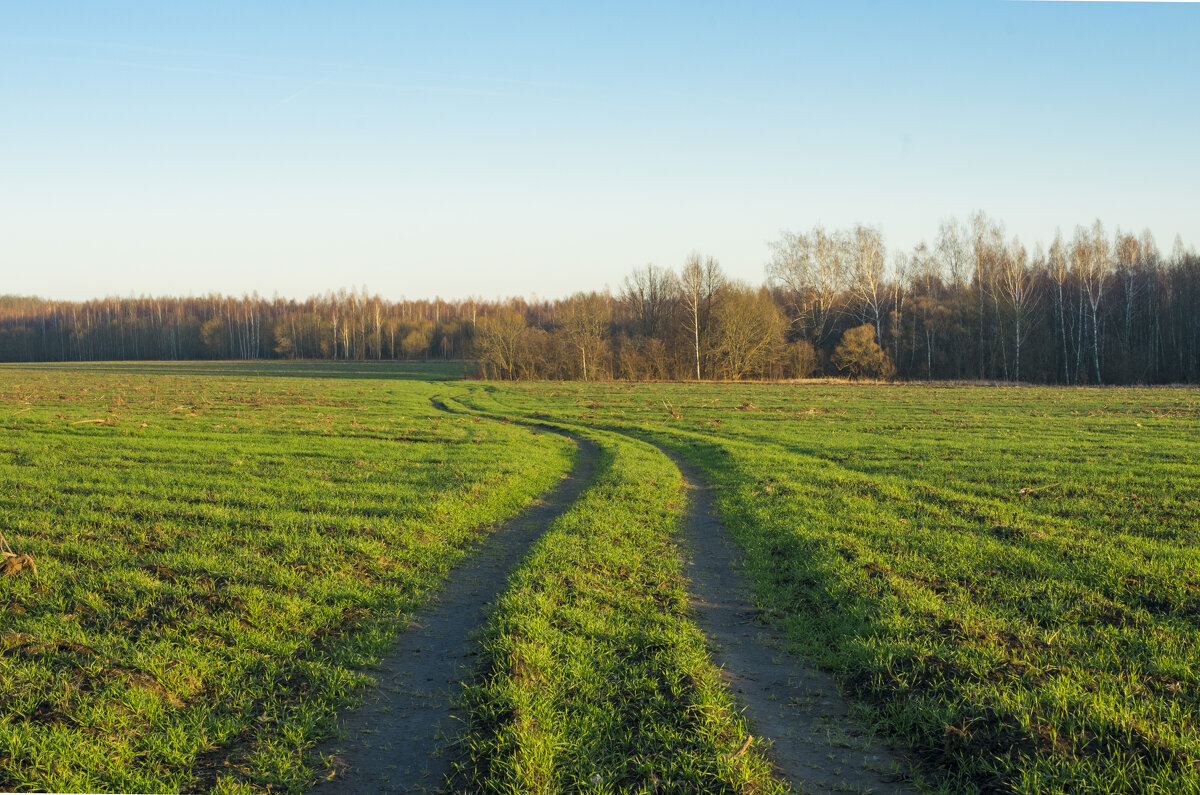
xmin=2 ymin=1 xmax=1197 ymax=301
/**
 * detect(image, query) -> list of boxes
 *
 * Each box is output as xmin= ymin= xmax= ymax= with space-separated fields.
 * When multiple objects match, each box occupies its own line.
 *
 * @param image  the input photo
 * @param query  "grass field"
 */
xmin=442 ymin=408 xmax=780 ymax=793
xmin=2 ymin=362 xmax=1198 ymax=793
xmin=0 ymin=363 xmax=571 ymax=792
xmin=459 ymin=381 xmax=1200 ymax=793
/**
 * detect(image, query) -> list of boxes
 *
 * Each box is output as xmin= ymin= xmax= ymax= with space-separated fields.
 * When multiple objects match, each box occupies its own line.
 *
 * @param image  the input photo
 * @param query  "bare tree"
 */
xmin=996 ymin=236 xmax=1038 ymax=382
xmin=970 ymin=211 xmax=1006 ymax=377
xmin=1048 ymin=230 xmax=1072 ymax=383
xmin=906 ymin=241 xmax=945 ymax=379
xmin=934 ymin=219 xmax=972 ymax=378
xmin=1073 ymin=220 xmax=1111 ymax=385
xmin=890 ymin=249 xmax=912 ymax=371
xmin=936 ymin=218 xmax=970 ymax=289
xmin=711 ymin=284 xmax=786 ymax=380
xmin=679 ymin=253 xmax=725 ymax=380
xmin=475 ymin=309 xmax=528 ymax=380
xmin=1114 ymin=229 xmax=1142 ymax=357
xmin=620 ymin=264 xmax=677 ymax=339
xmin=847 ymin=224 xmax=887 ymax=344
xmin=766 ymin=226 xmax=845 ymax=347
xmin=3 ymin=213 xmax=1198 ymax=385
xmin=1139 ymin=230 xmax=1161 ymax=381
xmin=562 ymin=292 xmax=610 ymax=381
xmin=909 ymin=240 xmax=945 ymax=296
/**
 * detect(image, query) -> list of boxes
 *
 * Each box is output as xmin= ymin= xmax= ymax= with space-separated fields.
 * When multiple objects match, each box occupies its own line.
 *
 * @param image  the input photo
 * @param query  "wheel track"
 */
xmin=313 ymin=420 xmax=597 ymax=794
xmin=438 ymin=392 xmax=914 ymax=792
xmin=666 ymin=448 xmax=913 ymax=794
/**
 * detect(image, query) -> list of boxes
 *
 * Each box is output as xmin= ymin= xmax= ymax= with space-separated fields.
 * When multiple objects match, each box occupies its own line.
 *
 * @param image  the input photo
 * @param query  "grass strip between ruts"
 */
xmin=448 ymin=414 xmax=785 ymax=793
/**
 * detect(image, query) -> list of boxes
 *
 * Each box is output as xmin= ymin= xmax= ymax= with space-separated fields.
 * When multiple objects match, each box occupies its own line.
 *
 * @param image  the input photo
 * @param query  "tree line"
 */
xmin=0 ymin=290 xmax=478 ymax=365
xmin=2 ymin=213 xmax=1198 ymax=384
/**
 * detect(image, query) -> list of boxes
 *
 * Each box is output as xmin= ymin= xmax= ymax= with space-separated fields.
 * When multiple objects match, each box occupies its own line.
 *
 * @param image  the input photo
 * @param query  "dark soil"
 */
xmin=313 ymin=437 xmax=598 ymax=794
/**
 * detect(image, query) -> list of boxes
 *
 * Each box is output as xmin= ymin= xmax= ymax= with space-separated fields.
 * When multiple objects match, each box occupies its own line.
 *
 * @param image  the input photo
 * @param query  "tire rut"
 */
xmin=427 ymin=395 xmax=912 ymax=792
xmin=665 ymin=449 xmax=914 ymax=794
xmin=314 ymin=430 xmax=598 ymax=794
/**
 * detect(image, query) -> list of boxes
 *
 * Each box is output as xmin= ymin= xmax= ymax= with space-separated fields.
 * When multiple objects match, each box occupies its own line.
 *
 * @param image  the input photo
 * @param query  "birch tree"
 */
xmin=1048 ymin=230 xmax=1073 ymax=384
xmin=679 ymin=253 xmax=725 ymax=380
xmin=996 ymin=236 xmax=1037 ymax=382
xmin=766 ymin=226 xmax=845 ymax=347
xmin=847 ymin=224 xmax=887 ymax=344
xmin=1073 ymin=220 xmax=1111 ymax=385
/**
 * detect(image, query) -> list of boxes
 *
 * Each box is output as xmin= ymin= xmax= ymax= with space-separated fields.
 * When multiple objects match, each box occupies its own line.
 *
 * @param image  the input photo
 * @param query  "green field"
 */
xmin=2 ymin=363 xmax=1198 ymax=793
xmin=459 ymin=382 xmax=1200 ymax=793
xmin=0 ymin=363 xmax=571 ymax=792
xmin=450 ymin=420 xmax=780 ymax=793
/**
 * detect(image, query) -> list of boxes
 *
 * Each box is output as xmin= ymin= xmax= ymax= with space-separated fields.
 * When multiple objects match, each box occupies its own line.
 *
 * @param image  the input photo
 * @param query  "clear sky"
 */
xmin=2 ymin=1 xmax=1197 ymax=302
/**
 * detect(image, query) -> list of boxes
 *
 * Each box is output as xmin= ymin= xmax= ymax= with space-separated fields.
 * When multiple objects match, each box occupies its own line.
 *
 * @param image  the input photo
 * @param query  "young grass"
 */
xmin=443 ymin=402 xmax=783 ymax=793
xmin=0 ymin=363 xmax=572 ymax=793
xmin=460 ymin=382 xmax=1200 ymax=793
xmin=6 ymin=363 xmax=1197 ymax=793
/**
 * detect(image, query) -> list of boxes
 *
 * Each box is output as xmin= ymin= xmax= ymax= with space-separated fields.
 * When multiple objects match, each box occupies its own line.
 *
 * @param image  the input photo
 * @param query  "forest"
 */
xmin=2 ymin=213 xmax=1198 ymax=385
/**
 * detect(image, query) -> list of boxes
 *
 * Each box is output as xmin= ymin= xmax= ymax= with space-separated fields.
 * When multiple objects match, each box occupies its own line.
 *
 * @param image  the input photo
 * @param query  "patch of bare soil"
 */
xmin=313 ymin=437 xmax=598 ymax=794
xmin=668 ymin=451 xmax=914 ymax=794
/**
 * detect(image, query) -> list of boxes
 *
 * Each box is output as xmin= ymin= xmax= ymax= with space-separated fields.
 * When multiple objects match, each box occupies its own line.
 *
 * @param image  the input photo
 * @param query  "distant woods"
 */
xmin=2 ymin=213 xmax=1199 ymax=384
xmin=0 ymin=291 xmax=476 ymax=365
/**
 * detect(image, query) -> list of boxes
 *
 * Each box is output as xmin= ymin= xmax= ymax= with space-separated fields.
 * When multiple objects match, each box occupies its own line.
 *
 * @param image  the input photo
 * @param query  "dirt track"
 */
xmin=313 ymin=435 xmax=598 ymax=794
xmin=320 ymin=394 xmax=910 ymax=793
xmin=668 ymin=450 xmax=913 ymax=793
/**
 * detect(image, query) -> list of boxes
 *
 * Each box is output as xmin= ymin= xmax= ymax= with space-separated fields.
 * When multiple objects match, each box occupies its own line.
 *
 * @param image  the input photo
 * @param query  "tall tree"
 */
xmin=475 ymin=309 xmax=528 ymax=380
xmin=620 ymin=264 xmax=676 ymax=338
xmin=847 ymin=225 xmax=888 ymax=344
xmin=679 ymin=253 xmax=725 ymax=380
xmin=996 ymin=237 xmax=1037 ymax=382
xmin=1073 ymin=220 xmax=1111 ymax=385
xmin=1047 ymin=230 xmax=1073 ymax=384
xmin=562 ymin=292 xmax=610 ymax=381
xmin=936 ymin=218 xmax=970 ymax=290
xmin=766 ymin=226 xmax=845 ymax=348
xmin=970 ymin=211 xmax=1005 ymax=378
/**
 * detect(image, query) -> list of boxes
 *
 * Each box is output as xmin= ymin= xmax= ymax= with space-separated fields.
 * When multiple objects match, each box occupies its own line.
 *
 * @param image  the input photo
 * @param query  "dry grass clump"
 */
xmin=0 ymin=532 xmax=36 ymax=580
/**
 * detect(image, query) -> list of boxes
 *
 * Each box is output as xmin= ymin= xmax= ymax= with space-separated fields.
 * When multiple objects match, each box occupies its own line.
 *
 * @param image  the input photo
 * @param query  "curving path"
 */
xmin=313 ymin=433 xmax=598 ymax=794
xmin=418 ymin=396 xmax=912 ymax=792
